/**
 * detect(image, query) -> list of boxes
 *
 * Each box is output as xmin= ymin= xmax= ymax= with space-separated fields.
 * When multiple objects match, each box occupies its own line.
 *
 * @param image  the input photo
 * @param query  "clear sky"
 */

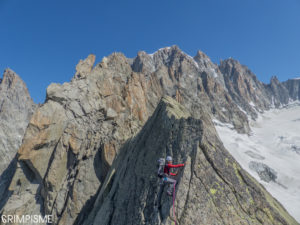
xmin=1 ymin=0 xmax=300 ymax=103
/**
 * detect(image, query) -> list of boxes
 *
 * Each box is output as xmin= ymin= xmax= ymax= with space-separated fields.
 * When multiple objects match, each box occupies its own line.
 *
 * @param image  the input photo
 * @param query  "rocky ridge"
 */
xmin=82 ymin=96 xmax=297 ymax=225
xmin=0 ymin=46 xmax=300 ymax=225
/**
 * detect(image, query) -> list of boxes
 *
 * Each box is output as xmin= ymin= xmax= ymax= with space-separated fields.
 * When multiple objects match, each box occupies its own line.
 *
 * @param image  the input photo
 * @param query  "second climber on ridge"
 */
xmin=163 ymin=156 xmax=185 ymax=195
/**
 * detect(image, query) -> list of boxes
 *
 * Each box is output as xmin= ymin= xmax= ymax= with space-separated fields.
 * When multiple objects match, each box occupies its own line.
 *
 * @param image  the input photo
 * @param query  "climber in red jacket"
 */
xmin=163 ymin=156 xmax=185 ymax=195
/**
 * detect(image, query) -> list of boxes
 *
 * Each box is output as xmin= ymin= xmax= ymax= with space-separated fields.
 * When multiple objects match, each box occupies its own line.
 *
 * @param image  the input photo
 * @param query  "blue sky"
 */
xmin=0 ymin=0 xmax=300 ymax=103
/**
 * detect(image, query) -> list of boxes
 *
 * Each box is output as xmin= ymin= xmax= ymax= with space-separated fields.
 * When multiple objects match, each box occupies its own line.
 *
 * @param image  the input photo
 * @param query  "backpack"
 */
xmin=157 ymin=158 xmax=165 ymax=178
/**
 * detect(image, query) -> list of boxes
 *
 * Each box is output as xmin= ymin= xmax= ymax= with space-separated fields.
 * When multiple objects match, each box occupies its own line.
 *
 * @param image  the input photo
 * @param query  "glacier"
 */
xmin=215 ymin=102 xmax=300 ymax=222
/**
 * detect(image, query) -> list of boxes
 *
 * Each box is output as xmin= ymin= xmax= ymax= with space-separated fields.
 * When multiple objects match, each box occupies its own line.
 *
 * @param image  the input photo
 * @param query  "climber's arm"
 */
xmin=167 ymin=163 xmax=184 ymax=168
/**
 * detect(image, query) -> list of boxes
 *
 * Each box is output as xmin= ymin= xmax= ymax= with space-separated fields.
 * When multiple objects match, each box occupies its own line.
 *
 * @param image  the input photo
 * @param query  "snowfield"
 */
xmin=214 ymin=102 xmax=300 ymax=222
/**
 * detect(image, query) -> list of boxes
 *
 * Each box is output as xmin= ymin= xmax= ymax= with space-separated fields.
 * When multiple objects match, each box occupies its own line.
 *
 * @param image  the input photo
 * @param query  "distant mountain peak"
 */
xmin=195 ymin=49 xmax=209 ymax=59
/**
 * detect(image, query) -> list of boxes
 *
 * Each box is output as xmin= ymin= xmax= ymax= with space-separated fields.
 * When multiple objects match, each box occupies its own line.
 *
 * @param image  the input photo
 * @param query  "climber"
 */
xmin=161 ymin=156 xmax=184 ymax=195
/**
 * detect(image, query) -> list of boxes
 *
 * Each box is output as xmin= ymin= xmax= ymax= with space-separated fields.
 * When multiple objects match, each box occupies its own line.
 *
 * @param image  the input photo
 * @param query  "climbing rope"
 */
xmin=173 ymin=183 xmax=177 ymax=225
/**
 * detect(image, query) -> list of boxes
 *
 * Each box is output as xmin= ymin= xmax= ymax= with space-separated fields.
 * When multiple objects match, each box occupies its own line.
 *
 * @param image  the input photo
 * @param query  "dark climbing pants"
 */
xmin=163 ymin=177 xmax=176 ymax=194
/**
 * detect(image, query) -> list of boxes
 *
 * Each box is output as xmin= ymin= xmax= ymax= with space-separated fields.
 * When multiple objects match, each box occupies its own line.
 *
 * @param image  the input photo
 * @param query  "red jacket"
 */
xmin=164 ymin=163 xmax=184 ymax=176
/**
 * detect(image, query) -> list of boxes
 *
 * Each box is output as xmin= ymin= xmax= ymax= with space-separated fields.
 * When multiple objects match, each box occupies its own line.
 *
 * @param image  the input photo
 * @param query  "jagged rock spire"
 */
xmin=0 ymin=68 xmax=36 ymax=206
xmin=74 ymin=54 xmax=96 ymax=79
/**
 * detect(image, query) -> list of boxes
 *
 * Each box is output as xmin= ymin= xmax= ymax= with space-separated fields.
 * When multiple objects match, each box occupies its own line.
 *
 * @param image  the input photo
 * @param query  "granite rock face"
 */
xmin=132 ymin=46 xmax=250 ymax=133
xmin=1 ymin=47 xmax=300 ymax=225
xmin=1 ymin=54 xmax=155 ymax=225
xmin=283 ymin=78 xmax=300 ymax=101
xmin=83 ymin=97 xmax=297 ymax=225
xmin=219 ymin=59 xmax=300 ymax=113
xmin=0 ymin=69 xmax=36 ymax=208
xmin=267 ymin=76 xmax=290 ymax=107
xmin=219 ymin=58 xmax=272 ymax=119
xmin=0 ymin=69 xmax=36 ymax=172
